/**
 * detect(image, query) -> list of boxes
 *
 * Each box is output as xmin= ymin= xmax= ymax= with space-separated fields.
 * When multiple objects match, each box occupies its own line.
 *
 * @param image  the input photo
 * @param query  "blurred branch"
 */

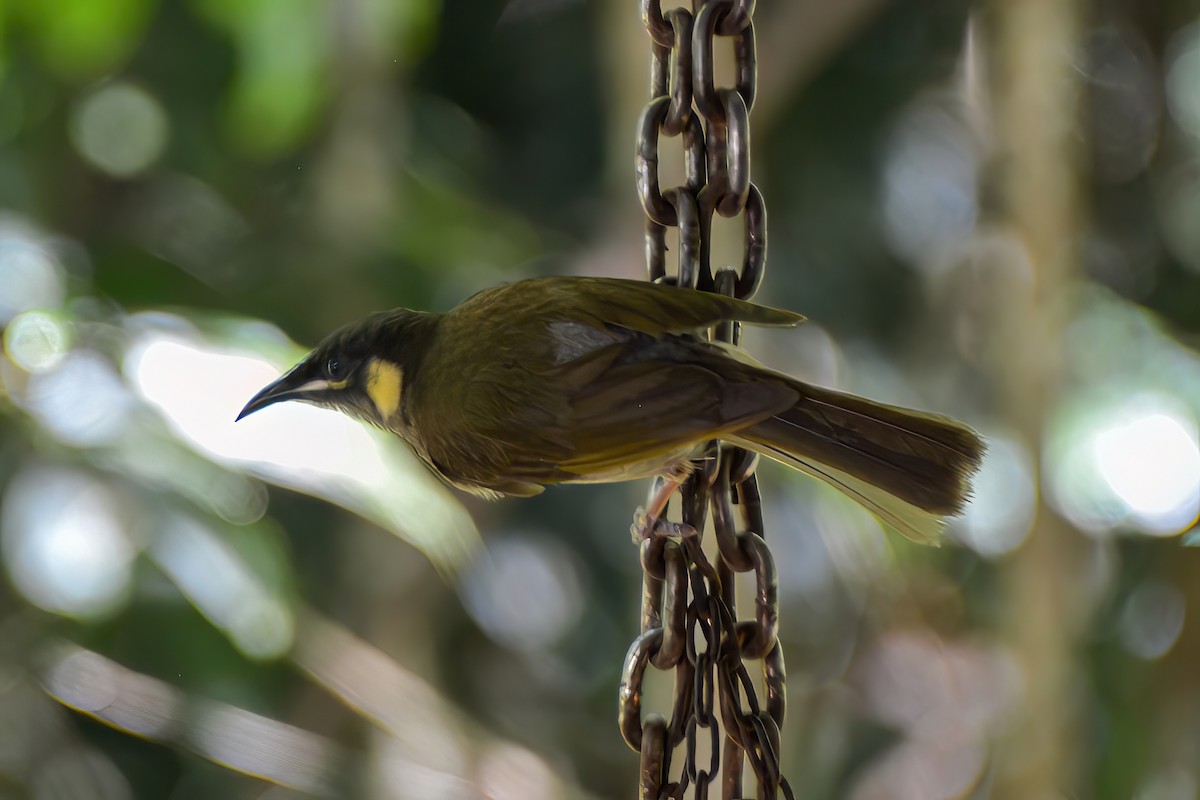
xmin=291 ymin=610 xmax=472 ymax=764
xmin=39 ymin=609 xmax=567 ymax=800
xmin=981 ymin=0 xmax=1088 ymax=795
xmin=40 ymin=642 xmax=343 ymax=797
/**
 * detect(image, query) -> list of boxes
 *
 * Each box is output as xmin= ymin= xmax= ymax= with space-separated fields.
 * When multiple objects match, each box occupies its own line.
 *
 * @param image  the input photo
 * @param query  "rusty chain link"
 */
xmin=621 ymin=1 xmax=792 ymax=798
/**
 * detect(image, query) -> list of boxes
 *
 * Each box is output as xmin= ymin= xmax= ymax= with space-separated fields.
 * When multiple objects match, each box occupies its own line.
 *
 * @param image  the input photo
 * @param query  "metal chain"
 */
xmin=621 ymin=1 xmax=792 ymax=798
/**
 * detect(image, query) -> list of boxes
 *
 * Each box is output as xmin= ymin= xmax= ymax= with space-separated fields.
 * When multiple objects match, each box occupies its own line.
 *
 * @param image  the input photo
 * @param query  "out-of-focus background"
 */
xmin=1 ymin=0 xmax=1198 ymax=798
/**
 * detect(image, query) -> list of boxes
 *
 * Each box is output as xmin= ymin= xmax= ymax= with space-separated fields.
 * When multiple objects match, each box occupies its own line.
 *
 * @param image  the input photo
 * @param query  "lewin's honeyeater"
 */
xmin=238 ymin=276 xmax=984 ymax=543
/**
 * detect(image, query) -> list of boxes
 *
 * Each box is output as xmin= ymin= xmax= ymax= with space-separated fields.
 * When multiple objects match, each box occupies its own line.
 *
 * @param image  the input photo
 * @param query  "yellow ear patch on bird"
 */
xmin=366 ymin=359 xmax=403 ymax=419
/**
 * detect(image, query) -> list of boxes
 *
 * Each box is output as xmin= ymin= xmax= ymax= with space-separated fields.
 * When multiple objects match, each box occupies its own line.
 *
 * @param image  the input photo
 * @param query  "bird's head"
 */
xmin=237 ymin=309 xmax=434 ymax=428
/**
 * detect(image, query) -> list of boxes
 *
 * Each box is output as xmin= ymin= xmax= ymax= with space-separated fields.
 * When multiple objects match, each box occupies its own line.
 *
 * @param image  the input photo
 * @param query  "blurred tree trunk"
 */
xmin=983 ymin=0 xmax=1089 ymax=797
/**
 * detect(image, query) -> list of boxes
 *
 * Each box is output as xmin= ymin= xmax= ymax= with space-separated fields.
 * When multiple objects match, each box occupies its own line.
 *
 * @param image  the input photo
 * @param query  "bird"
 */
xmin=237 ymin=276 xmax=984 ymax=544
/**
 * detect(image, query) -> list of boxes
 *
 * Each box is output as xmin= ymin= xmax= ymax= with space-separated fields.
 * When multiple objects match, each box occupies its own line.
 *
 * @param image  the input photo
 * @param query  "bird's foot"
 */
xmin=630 ymin=471 xmax=692 ymax=544
xmin=630 ymin=507 xmax=699 ymax=544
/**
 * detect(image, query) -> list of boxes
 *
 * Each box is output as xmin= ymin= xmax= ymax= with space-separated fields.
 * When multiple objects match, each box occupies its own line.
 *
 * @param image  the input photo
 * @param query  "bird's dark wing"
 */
xmin=551 ymin=348 xmax=797 ymax=478
xmin=485 ymin=330 xmax=797 ymax=482
xmin=461 ymin=276 xmax=803 ymax=337
xmin=561 ymin=277 xmax=804 ymax=334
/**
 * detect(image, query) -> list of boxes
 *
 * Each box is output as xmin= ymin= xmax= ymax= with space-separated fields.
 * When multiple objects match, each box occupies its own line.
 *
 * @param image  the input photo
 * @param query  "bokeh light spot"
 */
xmin=1118 ymin=581 xmax=1186 ymax=661
xmin=478 ymin=743 xmax=560 ymax=800
xmin=851 ymin=631 xmax=1018 ymax=800
xmin=957 ymin=435 xmax=1036 ymax=557
xmin=1166 ymin=23 xmax=1200 ymax=139
xmin=1135 ymin=766 xmax=1198 ymax=800
xmin=1084 ymin=26 xmax=1160 ymax=183
xmin=4 ymin=311 xmax=70 ymax=373
xmin=459 ymin=536 xmax=583 ymax=653
xmin=1 ymin=467 xmax=135 ymax=619
xmin=1047 ymin=393 xmax=1200 ymax=537
xmin=22 ymin=350 xmax=132 ymax=447
xmin=70 ymin=82 xmax=168 ymax=177
xmin=1093 ymin=410 xmax=1200 ymax=535
xmin=0 ymin=234 xmax=66 ymax=324
xmin=30 ymin=746 xmax=132 ymax=800
xmin=882 ymin=99 xmax=979 ymax=272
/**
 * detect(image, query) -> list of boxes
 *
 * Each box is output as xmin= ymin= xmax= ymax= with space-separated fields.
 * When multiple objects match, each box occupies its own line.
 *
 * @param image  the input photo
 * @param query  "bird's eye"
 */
xmin=326 ymin=358 xmax=342 ymax=378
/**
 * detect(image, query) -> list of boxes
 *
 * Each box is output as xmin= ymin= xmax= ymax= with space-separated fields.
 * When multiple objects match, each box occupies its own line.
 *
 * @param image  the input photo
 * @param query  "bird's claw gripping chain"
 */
xmin=629 ymin=469 xmax=700 ymax=544
xmin=630 ymin=509 xmax=700 ymax=545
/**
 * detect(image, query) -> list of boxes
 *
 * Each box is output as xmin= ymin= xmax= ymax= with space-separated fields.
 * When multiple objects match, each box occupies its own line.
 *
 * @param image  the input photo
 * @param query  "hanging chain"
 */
xmin=620 ymin=1 xmax=791 ymax=798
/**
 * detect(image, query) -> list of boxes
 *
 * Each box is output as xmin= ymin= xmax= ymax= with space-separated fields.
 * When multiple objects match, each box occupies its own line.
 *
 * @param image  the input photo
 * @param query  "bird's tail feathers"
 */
xmin=734 ymin=382 xmax=985 ymax=544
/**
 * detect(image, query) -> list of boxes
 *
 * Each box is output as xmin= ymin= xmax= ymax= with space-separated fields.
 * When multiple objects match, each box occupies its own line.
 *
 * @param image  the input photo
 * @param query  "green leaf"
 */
xmin=15 ymin=0 xmax=155 ymax=79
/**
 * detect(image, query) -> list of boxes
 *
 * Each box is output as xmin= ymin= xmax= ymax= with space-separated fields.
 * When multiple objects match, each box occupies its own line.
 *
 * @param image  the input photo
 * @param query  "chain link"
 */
xmin=623 ymin=1 xmax=791 ymax=797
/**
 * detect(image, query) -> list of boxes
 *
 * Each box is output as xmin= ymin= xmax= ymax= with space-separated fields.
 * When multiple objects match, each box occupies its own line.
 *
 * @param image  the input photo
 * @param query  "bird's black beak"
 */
xmin=236 ymin=365 xmax=328 ymax=421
